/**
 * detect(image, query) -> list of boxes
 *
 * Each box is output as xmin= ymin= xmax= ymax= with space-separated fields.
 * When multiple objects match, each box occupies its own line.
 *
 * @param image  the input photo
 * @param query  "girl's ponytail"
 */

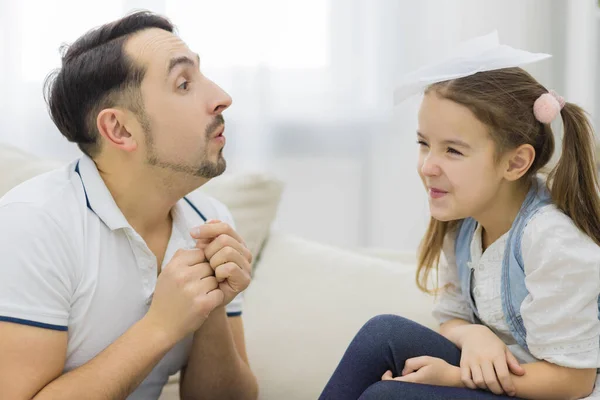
xmin=548 ymin=103 xmax=600 ymax=246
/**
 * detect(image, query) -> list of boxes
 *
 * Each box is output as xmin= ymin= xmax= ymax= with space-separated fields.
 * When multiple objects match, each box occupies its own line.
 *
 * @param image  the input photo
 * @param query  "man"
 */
xmin=0 ymin=11 xmax=258 ymax=400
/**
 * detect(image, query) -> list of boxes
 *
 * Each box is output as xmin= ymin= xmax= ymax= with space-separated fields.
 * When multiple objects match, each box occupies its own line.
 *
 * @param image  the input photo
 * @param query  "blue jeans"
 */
xmin=319 ymin=315 xmax=520 ymax=399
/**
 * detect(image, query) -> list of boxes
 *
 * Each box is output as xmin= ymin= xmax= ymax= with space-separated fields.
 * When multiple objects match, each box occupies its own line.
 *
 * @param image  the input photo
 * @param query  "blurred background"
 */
xmin=0 ymin=0 xmax=597 ymax=252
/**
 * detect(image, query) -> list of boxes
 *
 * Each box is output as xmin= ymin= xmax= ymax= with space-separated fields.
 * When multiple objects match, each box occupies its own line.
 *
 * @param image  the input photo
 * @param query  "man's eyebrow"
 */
xmin=167 ymin=53 xmax=200 ymax=76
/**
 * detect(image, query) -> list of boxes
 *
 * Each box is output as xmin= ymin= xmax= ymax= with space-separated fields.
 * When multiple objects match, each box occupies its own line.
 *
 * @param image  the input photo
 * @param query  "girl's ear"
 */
xmin=504 ymin=144 xmax=535 ymax=181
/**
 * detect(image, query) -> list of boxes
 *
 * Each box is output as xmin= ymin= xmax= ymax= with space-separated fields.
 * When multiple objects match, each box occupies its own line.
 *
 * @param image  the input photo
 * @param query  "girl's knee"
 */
xmin=359 ymin=314 xmax=424 ymax=339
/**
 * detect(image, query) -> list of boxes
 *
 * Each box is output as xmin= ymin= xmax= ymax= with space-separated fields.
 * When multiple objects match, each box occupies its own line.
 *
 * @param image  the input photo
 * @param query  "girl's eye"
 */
xmin=178 ymin=81 xmax=189 ymax=90
xmin=417 ymin=140 xmax=429 ymax=147
xmin=447 ymin=147 xmax=463 ymax=156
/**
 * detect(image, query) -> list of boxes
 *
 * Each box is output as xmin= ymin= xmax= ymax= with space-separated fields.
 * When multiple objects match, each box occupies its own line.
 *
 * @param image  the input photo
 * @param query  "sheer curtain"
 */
xmin=0 ymin=0 xmax=597 ymax=250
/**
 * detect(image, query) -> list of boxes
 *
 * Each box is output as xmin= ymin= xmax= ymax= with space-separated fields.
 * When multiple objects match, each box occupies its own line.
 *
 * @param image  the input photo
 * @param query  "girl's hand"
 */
xmin=382 ymin=356 xmax=462 ymax=387
xmin=459 ymin=325 xmax=525 ymax=396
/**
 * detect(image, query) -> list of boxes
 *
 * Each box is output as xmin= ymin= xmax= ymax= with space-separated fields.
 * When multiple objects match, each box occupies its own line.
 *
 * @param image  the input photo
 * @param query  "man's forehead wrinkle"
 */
xmin=129 ymin=30 xmax=188 ymax=69
xmin=139 ymin=36 xmax=174 ymax=62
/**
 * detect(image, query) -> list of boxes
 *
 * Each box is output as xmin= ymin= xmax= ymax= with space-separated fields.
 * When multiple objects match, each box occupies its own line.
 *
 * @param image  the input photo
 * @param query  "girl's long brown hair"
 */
xmin=416 ymin=67 xmax=600 ymax=293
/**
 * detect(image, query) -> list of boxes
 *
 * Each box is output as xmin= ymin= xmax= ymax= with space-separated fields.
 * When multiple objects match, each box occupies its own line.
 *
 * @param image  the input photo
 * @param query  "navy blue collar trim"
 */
xmin=74 ymin=160 xmax=93 ymax=212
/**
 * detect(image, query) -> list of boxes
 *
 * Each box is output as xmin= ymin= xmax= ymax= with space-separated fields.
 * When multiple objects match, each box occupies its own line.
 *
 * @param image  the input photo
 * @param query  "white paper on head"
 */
xmin=393 ymin=31 xmax=552 ymax=105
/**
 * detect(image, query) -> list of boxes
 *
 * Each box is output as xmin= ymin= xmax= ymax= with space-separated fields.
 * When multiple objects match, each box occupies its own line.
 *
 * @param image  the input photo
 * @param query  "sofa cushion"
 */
xmin=242 ymin=232 xmax=436 ymax=400
xmin=0 ymin=143 xmax=62 ymax=197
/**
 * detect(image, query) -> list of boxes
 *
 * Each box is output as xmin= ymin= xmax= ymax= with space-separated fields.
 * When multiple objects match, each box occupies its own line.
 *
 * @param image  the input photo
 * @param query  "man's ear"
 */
xmin=96 ymin=108 xmax=138 ymax=152
xmin=504 ymin=144 xmax=535 ymax=181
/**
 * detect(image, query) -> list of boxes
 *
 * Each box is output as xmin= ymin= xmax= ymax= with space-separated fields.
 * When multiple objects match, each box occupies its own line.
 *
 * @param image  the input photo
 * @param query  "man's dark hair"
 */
xmin=44 ymin=11 xmax=174 ymax=157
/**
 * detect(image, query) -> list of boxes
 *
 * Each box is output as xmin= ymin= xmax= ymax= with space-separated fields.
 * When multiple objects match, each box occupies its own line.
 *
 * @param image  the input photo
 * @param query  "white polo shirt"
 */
xmin=0 ymin=155 xmax=243 ymax=400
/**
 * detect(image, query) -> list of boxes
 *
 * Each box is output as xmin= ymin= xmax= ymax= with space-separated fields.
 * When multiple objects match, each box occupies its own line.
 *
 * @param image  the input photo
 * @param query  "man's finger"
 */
xmin=210 ymin=246 xmax=251 ymax=274
xmin=216 ymin=262 xmax=250 ymax=287
xmin=190 ymin=222 xmax=245 ymax=244
xmin=215 ymin=262 xmax=240 ymax=283
xmin=195 ymin=238 xmax=211 ymax=249
xmin=172 ymin=248 xmax=206 ymax=267
xmin=188 ymin=262 xmax=214 ymax=280
xmin=219 ymin=272 xmax=250 ymax=296
xmin=204 ymin=234 xmax=252 ymax=264
xmin=193 ymin=219 xmax=221 ymax=250
xmin=196 ymin=219 xmax=221 ymax=248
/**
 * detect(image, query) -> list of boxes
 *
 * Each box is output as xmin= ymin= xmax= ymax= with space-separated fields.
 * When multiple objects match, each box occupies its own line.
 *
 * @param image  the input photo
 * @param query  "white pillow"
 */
xmin=0 ymin=143 xmax=61 ymax=197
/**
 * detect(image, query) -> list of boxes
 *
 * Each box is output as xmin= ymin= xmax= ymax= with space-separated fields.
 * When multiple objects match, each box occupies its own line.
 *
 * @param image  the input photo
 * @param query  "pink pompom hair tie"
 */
xmin=533 ymin=89 xmax=565 ymax=124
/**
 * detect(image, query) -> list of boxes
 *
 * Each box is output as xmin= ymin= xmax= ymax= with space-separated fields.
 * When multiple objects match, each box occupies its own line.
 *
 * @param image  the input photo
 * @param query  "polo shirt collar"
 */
xmin=75 ymin=156 xmax=207 ymax=233
xmin=76 ymin=155 xmax=130 ymax=231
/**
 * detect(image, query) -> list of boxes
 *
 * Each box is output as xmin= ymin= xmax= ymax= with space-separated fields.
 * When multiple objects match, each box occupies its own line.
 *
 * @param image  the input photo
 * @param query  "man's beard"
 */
xmin=144 ymin=114 xmax=227 ymax=179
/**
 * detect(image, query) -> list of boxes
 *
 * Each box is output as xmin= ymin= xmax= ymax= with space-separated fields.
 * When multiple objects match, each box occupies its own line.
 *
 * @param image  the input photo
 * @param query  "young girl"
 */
xmin=319 ymin=66 xmax=600 ymax=400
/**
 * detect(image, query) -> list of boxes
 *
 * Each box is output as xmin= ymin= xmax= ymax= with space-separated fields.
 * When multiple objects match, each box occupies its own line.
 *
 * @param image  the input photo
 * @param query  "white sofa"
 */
xmin=0 ymin=143 xmax=438 ymax=400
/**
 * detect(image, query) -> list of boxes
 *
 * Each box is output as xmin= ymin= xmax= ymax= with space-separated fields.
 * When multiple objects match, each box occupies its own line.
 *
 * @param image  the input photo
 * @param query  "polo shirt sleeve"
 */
xmin=0 ymin=203 xmax=76 ymax=331
xmin=206 ymin=197 xmax=244 ymax=317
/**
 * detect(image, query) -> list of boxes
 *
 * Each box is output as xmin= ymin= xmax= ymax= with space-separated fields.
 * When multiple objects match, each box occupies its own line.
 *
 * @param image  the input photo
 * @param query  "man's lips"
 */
xmin=212 ymin=125 xmax=224 ymax=138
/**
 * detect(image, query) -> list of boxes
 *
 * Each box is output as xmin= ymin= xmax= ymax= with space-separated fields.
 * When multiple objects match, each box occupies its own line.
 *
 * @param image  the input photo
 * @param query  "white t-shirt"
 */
xmin=0 ymin=155 xmax=243 ymax=400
